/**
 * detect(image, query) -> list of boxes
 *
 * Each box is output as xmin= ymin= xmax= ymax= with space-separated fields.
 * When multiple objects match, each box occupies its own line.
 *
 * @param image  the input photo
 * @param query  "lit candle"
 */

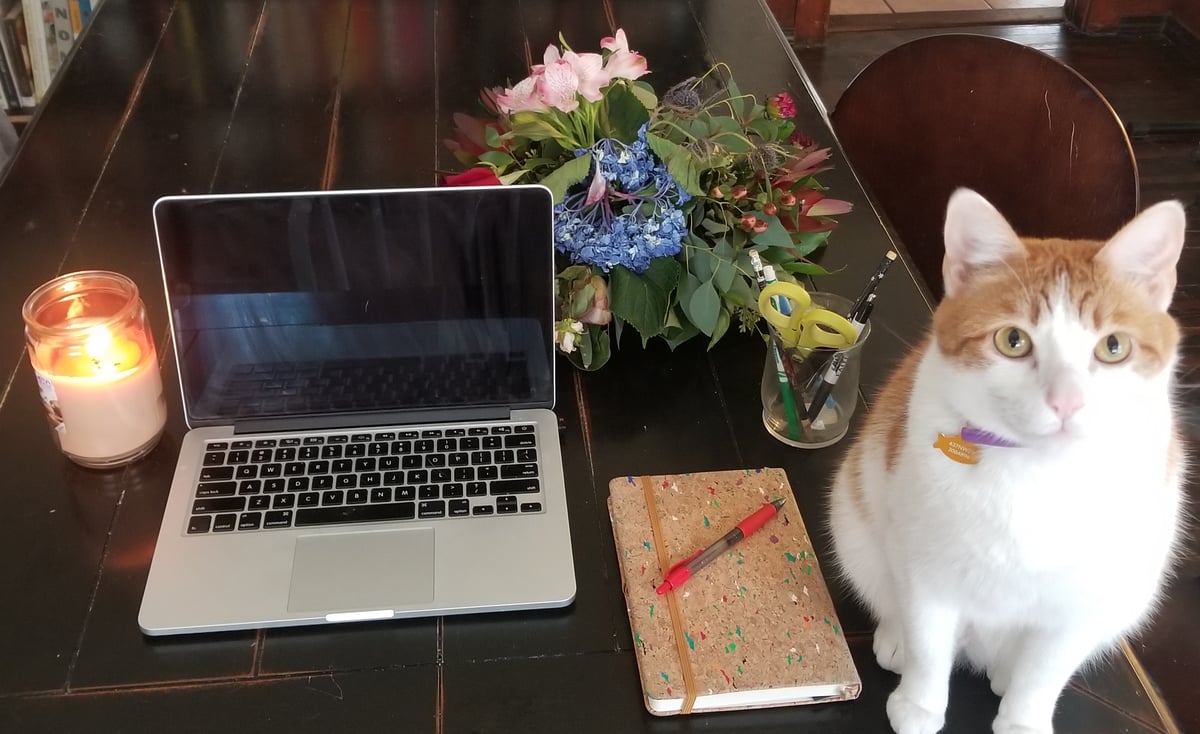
xmin=23 ymin=271 xmax=167 ymax=468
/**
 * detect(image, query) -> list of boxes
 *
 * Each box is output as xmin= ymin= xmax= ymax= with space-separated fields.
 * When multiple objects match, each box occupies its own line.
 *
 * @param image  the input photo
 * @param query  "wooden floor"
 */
xmin=795 ymin=19 xmax=1200 ymax=734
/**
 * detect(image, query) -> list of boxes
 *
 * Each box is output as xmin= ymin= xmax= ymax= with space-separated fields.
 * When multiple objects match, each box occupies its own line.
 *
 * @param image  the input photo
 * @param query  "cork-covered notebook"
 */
xmin=608 ymin=468 xmax=861 ymax=715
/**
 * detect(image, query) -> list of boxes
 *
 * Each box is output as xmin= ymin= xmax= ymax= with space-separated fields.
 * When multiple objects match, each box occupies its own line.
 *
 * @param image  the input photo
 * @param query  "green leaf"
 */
xmin=724 ymin=271 xmax=755 ymax=307
xmin=570 ymin=283 xmax=596 ymax=319
xmin=688 ymin=242 xmax=716 ymax=281
xmin=609 ymin=259 xmax=681 ymax=342
xmin=645 ymin=132 xmax=703 ymax=196
xmin=750 ymin=213 xmax=792 ymax=247
xmin=498 ymin=169 xmax=530 ymax=185
xmin=478 ymin=150 xmax=515 ymax=169
xmin=630 ymin=80 xmax=658 ymax=111
xmin=600 ymin=83 xmax=651 ymax=142
xmin=781 ymin=261 xmax=832 ymax=276
xmin=568 ymin=325 xmax=611 ymax=371
xmin=701 ymin=217 xmax=729 ymax=234
xmin=707 ymin=307 xmax=731 ymax=349
xmin=793 ymin=230 xmax=833 ymax=257
xmin=663 ymin=309 xmax=701 ymax=350
xmin=712 ymin=239 xmax=736 ymax=293
xmin=540 ymin=155 xmax=593 ymax=203
xmin=688 ymin=279 xmax=721 ymax=336
xmin=509 ymin=112 xmax=565 ymax=142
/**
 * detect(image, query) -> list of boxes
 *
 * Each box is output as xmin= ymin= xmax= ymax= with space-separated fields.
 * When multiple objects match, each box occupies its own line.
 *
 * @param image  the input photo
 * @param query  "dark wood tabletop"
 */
xmin=0 ymin=1 xmax=1180 ymax=732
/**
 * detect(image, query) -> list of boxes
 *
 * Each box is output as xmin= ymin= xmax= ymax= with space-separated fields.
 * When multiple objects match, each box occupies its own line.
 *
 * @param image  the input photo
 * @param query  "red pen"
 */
xmin=655 ymin=497 xmax=787 ymax=595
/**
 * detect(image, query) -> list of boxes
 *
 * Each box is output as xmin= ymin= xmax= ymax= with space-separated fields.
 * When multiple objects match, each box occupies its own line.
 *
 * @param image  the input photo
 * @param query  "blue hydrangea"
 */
xmin=553 ymin=126 xmax=691 ymax=274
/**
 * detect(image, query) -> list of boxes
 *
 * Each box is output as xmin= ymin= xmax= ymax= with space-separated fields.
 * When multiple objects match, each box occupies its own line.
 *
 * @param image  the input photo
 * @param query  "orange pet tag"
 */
xmin=933 ymin=433 xmax=979 ymax=464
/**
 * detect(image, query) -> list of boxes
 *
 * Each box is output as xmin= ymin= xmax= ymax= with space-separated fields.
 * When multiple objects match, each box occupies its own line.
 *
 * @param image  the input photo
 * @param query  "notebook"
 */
xmin=138 ymin=185 xmax=576 ymax=636
xmin=608 ymin=468 xmax=860 ymax=715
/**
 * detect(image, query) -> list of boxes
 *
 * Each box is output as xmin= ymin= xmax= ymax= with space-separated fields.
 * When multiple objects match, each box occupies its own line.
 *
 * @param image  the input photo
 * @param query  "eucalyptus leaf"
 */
xmin=677 ymin=272 xmax=702 ymax=324
xmin=724 ymin=272 xmax=755 ymax=308
xmin=688 ymin=243 xmax=716 ymax=282
xmin=701 ymin=217 xmax=729 ymax=234
xmin=688 ymin=280 xmax=721 ymax=336
xmin=707 ymin=307 xmax=731 ymax=349
xmin=712 ymin=239 xmax=736 ymax=293
xmin=663 ymin=313 xmax=701 ymax=350
xmin=793 ymin=230 xmax=833 ymax=257
xmin=540 ymin=155 xmax=593 ymax=203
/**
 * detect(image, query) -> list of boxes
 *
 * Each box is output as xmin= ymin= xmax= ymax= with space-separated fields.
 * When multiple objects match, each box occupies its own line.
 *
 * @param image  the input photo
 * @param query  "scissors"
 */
xmin=758 ymin=282 xmax=858 ymax=352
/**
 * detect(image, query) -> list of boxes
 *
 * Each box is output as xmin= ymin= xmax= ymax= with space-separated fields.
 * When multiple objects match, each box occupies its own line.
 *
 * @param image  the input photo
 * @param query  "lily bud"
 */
xmin=762 ymin=202 xmax=778 ymax=216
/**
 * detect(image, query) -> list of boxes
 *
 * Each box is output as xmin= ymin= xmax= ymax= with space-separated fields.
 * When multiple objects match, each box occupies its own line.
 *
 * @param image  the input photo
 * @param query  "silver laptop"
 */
xmin=138 ymin=185 xmax=576 ymax=636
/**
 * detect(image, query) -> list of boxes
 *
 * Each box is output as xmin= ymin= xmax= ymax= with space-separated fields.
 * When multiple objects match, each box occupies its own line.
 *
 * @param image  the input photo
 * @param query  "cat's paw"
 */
xmin=992 ymin=714 xmax=1051 ymax=734
xmin=887 ymin=689 xmax=945 ymax=734
xmin=987 ymin=668 xmax=1011 ymax=697
xmin=873 ymin=622 xmax=904 ymax=673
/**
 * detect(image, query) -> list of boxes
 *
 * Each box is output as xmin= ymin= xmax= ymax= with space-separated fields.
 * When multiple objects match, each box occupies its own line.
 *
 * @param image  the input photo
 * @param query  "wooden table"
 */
xmin=0 ymin=1 xmax=1177 ymax=732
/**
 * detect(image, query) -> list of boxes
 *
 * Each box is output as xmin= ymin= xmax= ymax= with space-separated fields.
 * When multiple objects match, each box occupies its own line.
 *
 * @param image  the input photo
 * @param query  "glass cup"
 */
xmin=760 ymin=291 xmax=870 ymax=449
xmin=22 ymin=270 xmax=167 ymax=469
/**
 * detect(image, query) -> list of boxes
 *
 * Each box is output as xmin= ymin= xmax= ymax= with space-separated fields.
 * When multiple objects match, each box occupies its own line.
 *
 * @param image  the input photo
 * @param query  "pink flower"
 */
xmin=442 ymin=167 xmax=503 ymax=187
xmin=580 ymin=276 xmax=612 ymax=325
xmin=584 ymin=162 xmax=608 ymax=206
xmin=600 ymin=29 xmax=648 ymax=80
xmin=496 ymin=75 xmax=547 ymax=114
xmin=536 ymin=59 xmax=582 ymax=112
xmin=443 ymin=112 xmax=506 ymax=166
xmin=766 ymin=92 xmax=796 ymax=119
xmin=544 ymin=45 xmax=610 ymax=102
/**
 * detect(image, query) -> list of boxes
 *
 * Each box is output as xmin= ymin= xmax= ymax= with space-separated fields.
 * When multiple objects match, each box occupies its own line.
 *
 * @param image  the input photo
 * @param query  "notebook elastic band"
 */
xmin=640 ymin=475 xmax=698 ymax=714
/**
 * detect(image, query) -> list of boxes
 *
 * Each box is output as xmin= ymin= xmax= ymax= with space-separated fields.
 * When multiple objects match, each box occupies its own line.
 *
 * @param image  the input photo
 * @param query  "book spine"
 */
xmin=20 ymin=0 xmax=50 ymax=100
xmin=1 ymin=8 xmax=34 ymax=107
xmin=47 ymin=0 xmax=68 ymax=68
xmin=0 ymin=30 xmax=17 ymax=110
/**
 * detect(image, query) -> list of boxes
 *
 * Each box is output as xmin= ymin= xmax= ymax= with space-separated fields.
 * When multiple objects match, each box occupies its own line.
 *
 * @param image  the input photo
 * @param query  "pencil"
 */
xmin=749 ymin=253 xmax=814 ymax=442
xmin=846 ymin=250 xmax=897 ymax=320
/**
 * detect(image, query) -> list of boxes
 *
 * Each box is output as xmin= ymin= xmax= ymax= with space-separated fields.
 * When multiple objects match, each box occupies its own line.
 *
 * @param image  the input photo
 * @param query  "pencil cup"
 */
xmin=760 ymin=292 xmax=870 ymax=449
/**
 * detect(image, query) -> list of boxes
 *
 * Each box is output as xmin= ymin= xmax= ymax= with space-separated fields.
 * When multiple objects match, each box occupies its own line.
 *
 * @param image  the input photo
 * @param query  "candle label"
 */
xmin=35 ymin=372 xmax=66 ymax=437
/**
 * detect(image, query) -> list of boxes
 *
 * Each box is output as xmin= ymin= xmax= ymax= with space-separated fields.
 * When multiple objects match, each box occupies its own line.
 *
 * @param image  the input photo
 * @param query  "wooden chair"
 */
xmin=830 ymin=33 xmax=1139 ymax=301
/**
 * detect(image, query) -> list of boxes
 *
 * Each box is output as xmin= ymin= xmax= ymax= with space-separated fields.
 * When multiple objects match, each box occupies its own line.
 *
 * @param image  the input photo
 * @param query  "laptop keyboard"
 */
xmin=186 ymin=423 xmax=543 ymax=535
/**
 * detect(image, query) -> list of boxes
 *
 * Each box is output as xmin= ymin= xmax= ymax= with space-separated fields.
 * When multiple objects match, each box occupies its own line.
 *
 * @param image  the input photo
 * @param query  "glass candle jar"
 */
xmin=22 ymin=270 xmax=167 ymax=469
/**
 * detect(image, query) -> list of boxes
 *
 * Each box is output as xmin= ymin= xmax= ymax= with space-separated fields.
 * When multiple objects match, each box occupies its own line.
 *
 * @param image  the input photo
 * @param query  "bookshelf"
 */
xmin=1 ymin=0 xmax=100 ymax=126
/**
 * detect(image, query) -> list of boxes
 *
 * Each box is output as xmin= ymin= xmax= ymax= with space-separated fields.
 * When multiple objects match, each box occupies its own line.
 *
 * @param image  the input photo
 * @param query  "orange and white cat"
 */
xmin=829 ymin=189 xmax=1187 ymax=734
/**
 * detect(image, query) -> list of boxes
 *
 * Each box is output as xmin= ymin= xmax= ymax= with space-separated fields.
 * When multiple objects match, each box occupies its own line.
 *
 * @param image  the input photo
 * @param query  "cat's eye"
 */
xmin=1094 ymin=332 xmax=1132 ymax=364
xmin=993 ymin=327 xmax=1032 ymax=358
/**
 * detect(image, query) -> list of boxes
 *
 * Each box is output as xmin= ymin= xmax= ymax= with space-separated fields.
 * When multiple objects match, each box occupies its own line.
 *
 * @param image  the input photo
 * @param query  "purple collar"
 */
xmin=961 ymin=425 xmax=1021 ymax=448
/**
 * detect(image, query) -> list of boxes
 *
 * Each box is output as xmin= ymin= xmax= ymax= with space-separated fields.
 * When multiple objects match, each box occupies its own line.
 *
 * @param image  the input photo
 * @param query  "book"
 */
xmin=608 ymin=468 xmax=861 ymax=715
xmin=1 ymin=0 xmax=34 ymax=108
xmin=20 ymin=0 xmax=51 ymax=100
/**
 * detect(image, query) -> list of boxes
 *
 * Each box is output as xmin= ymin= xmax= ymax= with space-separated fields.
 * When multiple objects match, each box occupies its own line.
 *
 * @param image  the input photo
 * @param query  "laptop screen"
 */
xmin=154 ymin=186 xmax=555 ymax=427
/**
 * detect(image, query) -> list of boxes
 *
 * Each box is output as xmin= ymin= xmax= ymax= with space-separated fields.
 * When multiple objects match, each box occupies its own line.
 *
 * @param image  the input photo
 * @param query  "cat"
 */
xmin=828 ymin=188 xmax=1187 ymax=734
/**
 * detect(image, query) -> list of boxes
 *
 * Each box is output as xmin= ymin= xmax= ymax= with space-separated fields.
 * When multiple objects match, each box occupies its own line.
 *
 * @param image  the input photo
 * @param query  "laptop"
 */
xmin=138 ymin=185 xmax=576 ymax=636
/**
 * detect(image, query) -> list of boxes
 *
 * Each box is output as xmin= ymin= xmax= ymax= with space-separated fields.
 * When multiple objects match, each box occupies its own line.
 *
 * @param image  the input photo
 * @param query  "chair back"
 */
xmin=831 ymin=33 xmax=1138 ymax=300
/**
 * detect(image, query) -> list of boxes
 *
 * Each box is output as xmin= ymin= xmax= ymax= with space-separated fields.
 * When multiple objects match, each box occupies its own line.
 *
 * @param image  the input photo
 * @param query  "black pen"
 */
xmin=846 ymin=250 xmax=896 ymax=320
xmin=806 ymin=294 xmax=875 ymax=425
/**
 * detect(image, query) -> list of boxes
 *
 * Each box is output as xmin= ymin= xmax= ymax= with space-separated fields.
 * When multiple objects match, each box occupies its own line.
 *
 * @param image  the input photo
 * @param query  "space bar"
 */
xmin=295 ymin=502 xmax=416 ymax=526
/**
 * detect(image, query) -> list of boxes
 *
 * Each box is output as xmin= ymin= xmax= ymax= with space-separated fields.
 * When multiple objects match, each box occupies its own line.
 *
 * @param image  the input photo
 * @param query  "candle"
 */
xmin=23 ymin=271 xmax=167 ymax=469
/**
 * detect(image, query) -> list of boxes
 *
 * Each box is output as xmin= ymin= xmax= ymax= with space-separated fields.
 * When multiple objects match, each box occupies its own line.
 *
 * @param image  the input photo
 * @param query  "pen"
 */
xmin=846 ymin=250 xmax=896 ymax=320
xmin=762 ymin=265 xmax=801 ymax=440
xmin=749 ymin=253 xmax=813 ymax=440
xmin=656 ymin=497 xmax=787 ymax=595
xmin=807 ymin=294 xmax=875 ymax=425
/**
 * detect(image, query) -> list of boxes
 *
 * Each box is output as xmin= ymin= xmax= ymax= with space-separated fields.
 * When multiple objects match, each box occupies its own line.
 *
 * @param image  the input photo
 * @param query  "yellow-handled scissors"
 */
xmin=758 ymin=282 xmax=857 ymax=352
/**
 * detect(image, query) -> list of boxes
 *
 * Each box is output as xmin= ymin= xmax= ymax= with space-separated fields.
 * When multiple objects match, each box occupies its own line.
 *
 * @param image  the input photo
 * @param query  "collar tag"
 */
xmin=933 ymin=433 xmax=979 ymax=464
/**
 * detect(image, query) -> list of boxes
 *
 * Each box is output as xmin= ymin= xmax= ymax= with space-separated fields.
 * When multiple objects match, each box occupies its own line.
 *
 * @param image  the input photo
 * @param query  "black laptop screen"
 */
xmin=154 ymin=186 xmax=555 ymax=426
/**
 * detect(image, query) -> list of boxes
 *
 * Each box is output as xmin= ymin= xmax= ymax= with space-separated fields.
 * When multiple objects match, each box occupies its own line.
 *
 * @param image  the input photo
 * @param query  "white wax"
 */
xmin=37 ymin=360 xmax=167 ymax=461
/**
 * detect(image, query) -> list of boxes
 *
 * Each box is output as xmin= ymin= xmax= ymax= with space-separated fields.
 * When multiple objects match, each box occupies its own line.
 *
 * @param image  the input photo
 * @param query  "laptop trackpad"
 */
xmin=287 ymin=528 xmax=435 ymax=613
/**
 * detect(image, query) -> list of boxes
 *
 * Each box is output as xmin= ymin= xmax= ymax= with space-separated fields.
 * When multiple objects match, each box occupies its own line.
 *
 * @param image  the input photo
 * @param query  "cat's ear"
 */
xmin=942 ymin=188 xmax=1024 ymax=298
xmin=1099 ymin=201 xmax=1186 ymax=311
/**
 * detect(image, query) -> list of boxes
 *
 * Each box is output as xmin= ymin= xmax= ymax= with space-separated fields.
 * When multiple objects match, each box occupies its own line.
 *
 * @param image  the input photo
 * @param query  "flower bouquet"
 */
xmin=444 ymin=29 xmax=852 ymax=370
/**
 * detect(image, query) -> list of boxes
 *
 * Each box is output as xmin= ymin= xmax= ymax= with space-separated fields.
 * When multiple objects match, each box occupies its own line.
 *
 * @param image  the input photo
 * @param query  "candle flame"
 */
xmin=84 ymin=327 xmax=125 ymax=375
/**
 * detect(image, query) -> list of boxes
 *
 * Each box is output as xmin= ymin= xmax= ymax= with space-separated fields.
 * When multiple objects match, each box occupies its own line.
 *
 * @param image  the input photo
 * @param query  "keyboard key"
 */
xmin=313 ymin=475 xmax=334 ymax=490
xmin=273 ymin=494 xmax=296 ymax=509
xmin=491 ymin=478 xmax=540 ymax=495
xmin=199 ymin=466 xmax=235 ymax=482
xmin=396 ymin=486 xmax=416 ymax=501
xmin=251 ymin=449 xmax=272 ymax=462
xmin=514 ymin=424 xmax=535 ymax=433
xmin=288 ymin=477 xmax=310 ymax=492
xmin=355 ymin=457 xmax=376 ymax=472
xmin=238 ymin=512 xmax=262 ymax=531
xmin=280 ymin=438 xmax=302 ymax=447
xmin=467 ymin=427 xmax=488 ymax=436
xmin=254 ymin=439 xmax=277 ymax=448
xmin=418 ymin=485 xmax=439 ymax=500
xmin=328 ymin=435 xmax=349 ymax=444
xmin=449 ymin=499 xmax=470 ymax=516
xmin=368 ymin=442 xmax=388 ymax=456
xmin=238 ymin=480 xmax=262 ymax=495
xmin=249 ymin=495 xmax=271 ymax=511
xmin=335 ymin=475 xmax=357 ymax=489
xmin=520 ymin=502 xmax=543 ymax=513
xmin=351 ymin=433 xmax=372 ymax=442
xmin=517 ymin=448 xmax=537 ymax=463
xmin=347 ymin=489 xmax=368 ymax=504
xmin=446 ymin=428 xmax=466 ymax=437
xmin=496 ymin=500 xmax=518 ymax=514
xmin=500 ymin=463 xmax=539 ymax=479
xmin=360 ymin=472 xmax=381 ymax=487
xmin=261 ymin=464 xmax=283 ymax=478
xmin=321 ymin=445 xmax=343 ymax=459
xmin=436 ymin=438 xmax=456 ymax=452
xmin=505 ymin=434 xmax=536 ymax=448
xmin=232 ymin=440 xmax=253 ymax=449
xmin=415 ymin=439 xmax=434 ymax=453
xmin=370 ymin=487 xmax=392 ymax=503
xmin=418 ymin=500 xmax=446 ymax=518
xmin=478 ymin=466 xmax=498 ymax=480
xmin=346 ymin=443 xmax=366 ymax=457
xmin=213 ymin=513 xmax=238 ymax=532
xmin=482 ymin=436 xmax=502 ymax=449
xmin=299 ymin=492 xmax=320 ymax=507
xmin=196 ymin=481 xmax=237 ymax=497
xmin=264 ymin=510 xmax=294 ymax=528
xmin=284 ymin=462 xmax=306 ymax=476
xmin=264 ymin=478 xmax=286 ymax=493
xmin=193 ymin=497 xmax=246 ymax=514
xmin=491 ymin=425 xmax=512 ymax=434
xmin=322 ymin=490 xmax=345 ymax=506
xmin=187 ymin=515 xmax=212 ymax=533
xmin=295 ymin=502 xmax=416 ymax=526
xmin=332 ymin=459 xmax=353 ymax=473
xmin=303 ymin=436 xmax=324 ymax=445
xmin=493 ymin=449 xmax=515 ymax=464
xmin=431 ymin=468 xmax=451 ymax=483
xmin=202 ymin=451 xmax=225 ymax=466
xmin=299 ymin=446 xmax=320 ymax=460
xmin=472 ymin=505 xmax=494 ymax=515
xmin=442 ymin=483 xmax=464 ymax=498
xmin=466 ymin=482 xmax=487 ymax=496
xmin=207 ymin=441 xmax=229 ymax=451
xmin=374 ymin=432 xmax=395 ymax=441
xmin=421 ymin=429 xmax=442 ymax=438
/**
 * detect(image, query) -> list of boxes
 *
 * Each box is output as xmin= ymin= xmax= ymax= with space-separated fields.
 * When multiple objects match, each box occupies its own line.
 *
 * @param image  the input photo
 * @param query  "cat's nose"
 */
xmin=1047 ymin=386 xmax=1084 ymax=421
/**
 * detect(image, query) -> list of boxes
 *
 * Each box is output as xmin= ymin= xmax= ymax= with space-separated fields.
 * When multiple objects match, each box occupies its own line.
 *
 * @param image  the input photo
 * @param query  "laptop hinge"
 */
xmin=231 ymin=408 xmax=512 ymax=435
